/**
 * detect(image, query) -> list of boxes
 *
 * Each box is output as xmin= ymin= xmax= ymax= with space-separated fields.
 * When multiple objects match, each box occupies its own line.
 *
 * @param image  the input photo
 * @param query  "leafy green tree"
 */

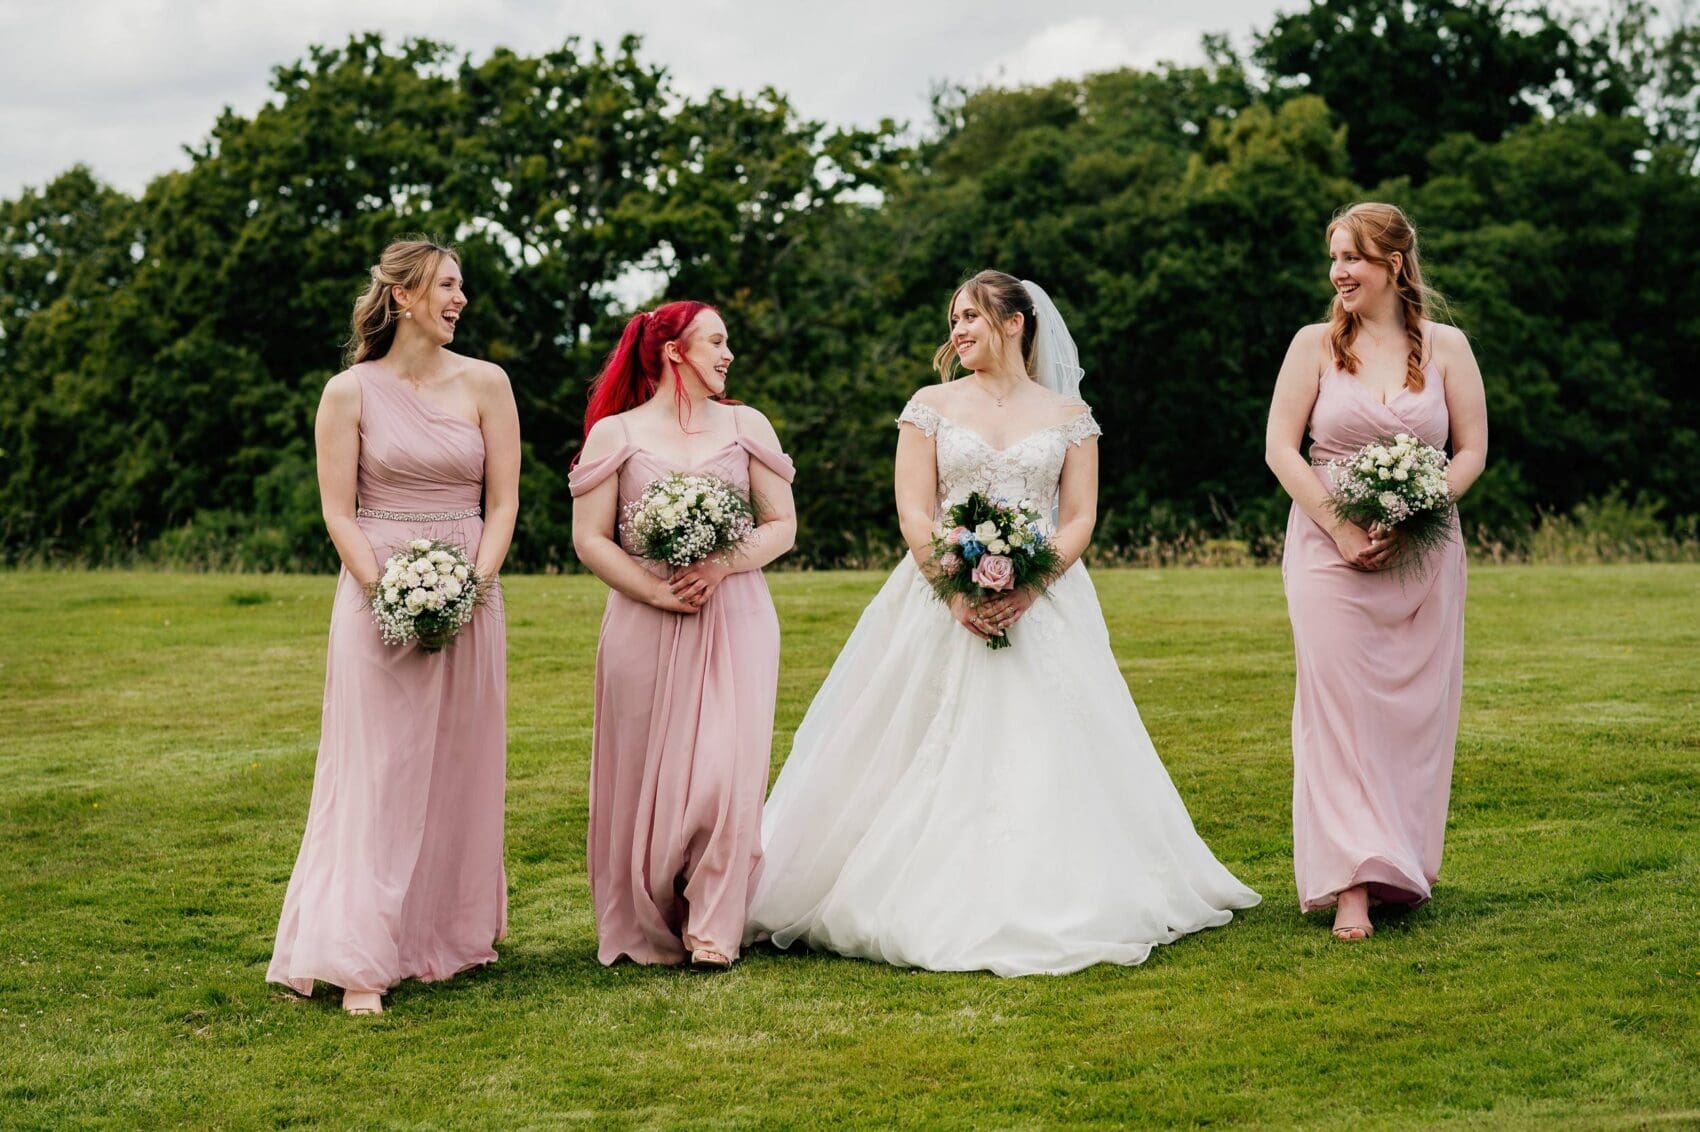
xmin=1252 ymin=0 xmax=1604 ymax=185
xmin=1413 ymin=113 xmax=1700 ymax=524
xmin=2 ymin=5 xmax=1697 ymax=568
xmin=1115 ymin=96 xmax=1356 ymax=542
xmin=0 ymin=33 xmax=901 ymax=567
xmin=0 ymin=167 xmax=143 ymax=557
xmin=852 ymin=67 xmax=1340 ymax=550
xmin=1580 ymin=0 xmax=1700 ymax=169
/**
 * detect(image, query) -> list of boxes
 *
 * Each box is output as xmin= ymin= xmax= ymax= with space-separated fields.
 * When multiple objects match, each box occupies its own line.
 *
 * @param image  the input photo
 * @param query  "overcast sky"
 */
xmin=0 ymin=0 xmax=1318 ymax=200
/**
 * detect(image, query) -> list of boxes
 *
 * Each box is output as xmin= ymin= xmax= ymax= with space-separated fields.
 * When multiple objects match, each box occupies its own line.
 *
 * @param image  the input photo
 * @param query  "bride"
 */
xmin=745 ymin=270 xmax=1260 ymax=976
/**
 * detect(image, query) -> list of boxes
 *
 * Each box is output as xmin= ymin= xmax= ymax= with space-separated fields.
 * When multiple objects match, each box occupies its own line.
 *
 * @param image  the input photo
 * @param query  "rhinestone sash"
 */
xmin=355 ymin=505 xmax=481 ymax=522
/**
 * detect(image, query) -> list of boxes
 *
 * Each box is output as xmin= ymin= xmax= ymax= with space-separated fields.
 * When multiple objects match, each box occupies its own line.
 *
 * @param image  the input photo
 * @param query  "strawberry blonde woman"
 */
xmin=569 ymin=301 xmax=796 ymax=970
xmin=1265 ymin=203 xmax=1488 ymax=940
xmin=269 ymin=238 xmax=520 ymax=1013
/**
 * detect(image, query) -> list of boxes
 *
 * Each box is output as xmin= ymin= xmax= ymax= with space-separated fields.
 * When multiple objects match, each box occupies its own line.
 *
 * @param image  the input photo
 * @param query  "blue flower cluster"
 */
xmin=959 ymin=535 xmax=985 ymax=563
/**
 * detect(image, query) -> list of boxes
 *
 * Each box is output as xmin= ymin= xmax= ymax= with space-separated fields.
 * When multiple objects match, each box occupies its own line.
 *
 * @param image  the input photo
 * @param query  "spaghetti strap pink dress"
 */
xmin=268 ymin=364 xmax=507 ymax=995
xmin=1282 ymin=355 xmax=1466 ymax=912
xmin=568 ymin=418 xmax=795 ymax=964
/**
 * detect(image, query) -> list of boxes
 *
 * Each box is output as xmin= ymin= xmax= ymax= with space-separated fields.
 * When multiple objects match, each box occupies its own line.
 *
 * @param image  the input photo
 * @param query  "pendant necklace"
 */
xmin=973 ymin=376 xmax=1012 ymax=408
xmin=390 ymin=359 xmax=431 ymax=391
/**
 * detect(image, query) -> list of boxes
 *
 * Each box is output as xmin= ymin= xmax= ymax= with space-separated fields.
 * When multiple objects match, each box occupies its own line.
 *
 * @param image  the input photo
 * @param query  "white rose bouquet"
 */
xmin=367 ymin=538 xmax=483 ymax=652
xmin=622 ymin=472 xmax=757 ymax=567
xmin=926 ymin=491 xmax=1062 ymax=650
xmin=1326 ymin=432 xmax=1455 ymax=577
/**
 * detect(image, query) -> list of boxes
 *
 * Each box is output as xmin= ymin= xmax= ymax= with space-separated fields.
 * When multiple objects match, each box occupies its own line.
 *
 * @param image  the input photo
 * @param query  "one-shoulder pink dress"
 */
xmin=1282 ymin=352 xmax=1466 ymax=913
xmin=568 ymin=417 xmax=795 ymax=964
xmin=268 ymin=364 xmax=507 ymax=995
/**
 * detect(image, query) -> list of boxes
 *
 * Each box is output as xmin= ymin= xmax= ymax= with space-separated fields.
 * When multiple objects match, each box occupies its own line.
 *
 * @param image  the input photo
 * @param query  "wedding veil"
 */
xmin=1021 ymin=280 xmax=1084 ymax=401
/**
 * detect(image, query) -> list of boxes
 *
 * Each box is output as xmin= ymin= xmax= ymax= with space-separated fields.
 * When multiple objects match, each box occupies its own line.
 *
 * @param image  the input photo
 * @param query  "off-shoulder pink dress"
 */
xmin=568 ymin=415 xmax=795 ymax=964
xmin=268 ymin=364 xmax=508 ymax=995
xmin=1282 ymin=350 xmax=1466 ymax=912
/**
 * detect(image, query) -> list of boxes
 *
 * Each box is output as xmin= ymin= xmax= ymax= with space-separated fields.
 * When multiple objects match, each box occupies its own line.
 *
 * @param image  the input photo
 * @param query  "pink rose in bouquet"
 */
xmin=970 ymin=554 xmax=1015 ymax=591
xmin=925 ymin=492 xmax=1061 ymax=650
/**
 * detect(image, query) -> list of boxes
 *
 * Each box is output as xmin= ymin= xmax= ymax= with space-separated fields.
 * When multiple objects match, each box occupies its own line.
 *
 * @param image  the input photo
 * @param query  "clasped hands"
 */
xmin=654 ymin=558 xmax=733 ymax=613
xmin=1335 ymin=521 xmax=1404 ymax=572
xmin=950 ymin=589 xmax=1036 ymax=641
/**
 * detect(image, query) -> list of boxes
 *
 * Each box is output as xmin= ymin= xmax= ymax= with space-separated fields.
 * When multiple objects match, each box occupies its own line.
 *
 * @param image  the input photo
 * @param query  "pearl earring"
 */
xmin=404 ymin=310 xmax=413 ymax=319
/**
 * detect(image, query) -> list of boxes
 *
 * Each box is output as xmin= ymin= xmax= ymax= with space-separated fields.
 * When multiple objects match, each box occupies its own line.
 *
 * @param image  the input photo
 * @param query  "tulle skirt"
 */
xmin=747 ymin=558 xmax=1259 ymax=977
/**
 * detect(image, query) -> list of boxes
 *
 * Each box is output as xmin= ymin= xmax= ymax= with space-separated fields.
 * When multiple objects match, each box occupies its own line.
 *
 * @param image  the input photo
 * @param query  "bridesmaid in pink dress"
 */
xmin=268 ymin=239 xmax=521 ymax=1013
xmin=1265 ymin=203 xmax=1489 ymax=941
xmin=569 ymin=301 xmax=797 ymax=969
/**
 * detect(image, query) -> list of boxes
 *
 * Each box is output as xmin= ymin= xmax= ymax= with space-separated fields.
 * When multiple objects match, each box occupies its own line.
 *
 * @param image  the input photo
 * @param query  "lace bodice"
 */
xmin=898 ymin=397 xmax=1102 ymax=521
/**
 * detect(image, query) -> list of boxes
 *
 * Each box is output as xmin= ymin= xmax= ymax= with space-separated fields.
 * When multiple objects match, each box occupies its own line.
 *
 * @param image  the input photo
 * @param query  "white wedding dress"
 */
xmin=745 ymin=396 xmax=1261 ymax=976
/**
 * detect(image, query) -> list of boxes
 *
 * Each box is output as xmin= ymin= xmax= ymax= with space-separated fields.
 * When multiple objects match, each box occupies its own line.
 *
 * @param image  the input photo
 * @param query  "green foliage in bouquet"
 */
xmin=927 ymin=492 xmax=1064 ymax=648
xmin=622 ymin=472 xmax=758 ymax=568
xmin=365 ymin=537 xmax=486 ymax=652
xmin=1326 ymin=433 xmax=1456 ymax=579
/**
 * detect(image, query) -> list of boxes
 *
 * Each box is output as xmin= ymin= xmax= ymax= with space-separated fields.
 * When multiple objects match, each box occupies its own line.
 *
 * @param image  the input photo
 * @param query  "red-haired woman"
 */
xmin=1266 ymin=203 xmax=1488 ymax=940
xmin=569 ymin=301 xmax=797 ymax=968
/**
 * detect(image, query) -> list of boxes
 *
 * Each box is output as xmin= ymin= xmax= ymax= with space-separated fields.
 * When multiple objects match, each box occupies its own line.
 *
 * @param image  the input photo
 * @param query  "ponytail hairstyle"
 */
xmin=932 ymin=269 xmax=1039 ymax=380
xmin=344 ymin=237 xmax=460 ymax=366
xmin=583 ymin=300 xmax=718 ymax=439
xmin=1326 ymin=203 xmax=1448 ymax=392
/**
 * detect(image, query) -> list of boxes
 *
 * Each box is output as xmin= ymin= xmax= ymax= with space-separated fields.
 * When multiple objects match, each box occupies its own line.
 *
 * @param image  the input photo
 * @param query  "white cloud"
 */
xmin=980 ymin=17 xmax=1145 ymax=88
xmin=0 ymin=0 xmax=1340 ymax=199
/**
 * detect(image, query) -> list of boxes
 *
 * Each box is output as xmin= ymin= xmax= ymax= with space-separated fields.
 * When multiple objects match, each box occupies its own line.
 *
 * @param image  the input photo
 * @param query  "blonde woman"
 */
xmin=1265 ymin=203 xmax=1488 ymax=940
xmin=747 ymin=271 xmax=1258 ymax=976
xmin=268 ymin=238 xmax=520 ymax=1013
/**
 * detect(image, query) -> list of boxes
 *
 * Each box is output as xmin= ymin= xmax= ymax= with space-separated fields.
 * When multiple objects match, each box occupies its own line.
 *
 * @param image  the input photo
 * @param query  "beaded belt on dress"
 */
xmin=355 ymin=505 xmax=481 ymax=521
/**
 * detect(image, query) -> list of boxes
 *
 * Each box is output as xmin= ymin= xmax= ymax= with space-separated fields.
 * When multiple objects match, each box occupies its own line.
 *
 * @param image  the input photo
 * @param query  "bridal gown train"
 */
xmin=745 ymin=397 xmax=1259 ymax=976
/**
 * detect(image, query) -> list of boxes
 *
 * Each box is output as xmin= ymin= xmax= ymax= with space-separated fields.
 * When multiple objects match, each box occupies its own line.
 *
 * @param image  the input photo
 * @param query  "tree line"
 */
xmin=2 ymin=0 xmax=1696 ymax=569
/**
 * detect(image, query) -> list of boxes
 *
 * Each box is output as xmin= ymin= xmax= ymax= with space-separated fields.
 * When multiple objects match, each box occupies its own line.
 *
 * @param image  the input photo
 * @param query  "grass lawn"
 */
xmin=2 ymin=565 xmax=1697 ymax=1129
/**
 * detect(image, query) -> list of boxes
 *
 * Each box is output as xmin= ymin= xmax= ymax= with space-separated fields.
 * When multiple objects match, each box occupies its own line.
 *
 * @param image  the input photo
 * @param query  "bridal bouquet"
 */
xmin=367 ymin=538 xmax=483 ymax=651
xmin=1326 ymin=432 xmax=1454 ymax=577
xmin=927 ymin=492 xmax=1062 ymax=650
xmin=623 ymin=472 xmax=757 ymax=567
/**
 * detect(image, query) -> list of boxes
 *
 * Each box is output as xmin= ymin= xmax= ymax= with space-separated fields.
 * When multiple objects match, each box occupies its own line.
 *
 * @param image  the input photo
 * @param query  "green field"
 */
xmin=2 ymin=566 xmax=1697 ymax=1129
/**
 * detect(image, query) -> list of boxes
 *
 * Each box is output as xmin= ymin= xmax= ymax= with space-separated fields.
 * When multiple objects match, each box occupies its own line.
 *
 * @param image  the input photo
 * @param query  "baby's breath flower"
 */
xmin=1326 ymin=434 xmax=1454 ymax=578
xmin=623 ymin=472 xmax=757 ymax=568
xmin=367 ymin=539 xmax=482 ymax=650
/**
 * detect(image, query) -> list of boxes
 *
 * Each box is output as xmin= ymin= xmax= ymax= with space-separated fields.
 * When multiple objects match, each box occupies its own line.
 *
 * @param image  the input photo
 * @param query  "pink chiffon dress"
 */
xmin=268 ymin=363 xmax=507 ymax=995
xmin=1281 ymin=347 xmax=1466 ymax=913
xmin=567 ymin=415 xmax=794 ymax=965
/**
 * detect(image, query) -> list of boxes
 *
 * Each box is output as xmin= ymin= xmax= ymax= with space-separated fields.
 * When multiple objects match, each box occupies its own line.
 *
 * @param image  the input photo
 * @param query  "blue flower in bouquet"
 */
xmin=924 ymin=490 xmax=1065 ymax=651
